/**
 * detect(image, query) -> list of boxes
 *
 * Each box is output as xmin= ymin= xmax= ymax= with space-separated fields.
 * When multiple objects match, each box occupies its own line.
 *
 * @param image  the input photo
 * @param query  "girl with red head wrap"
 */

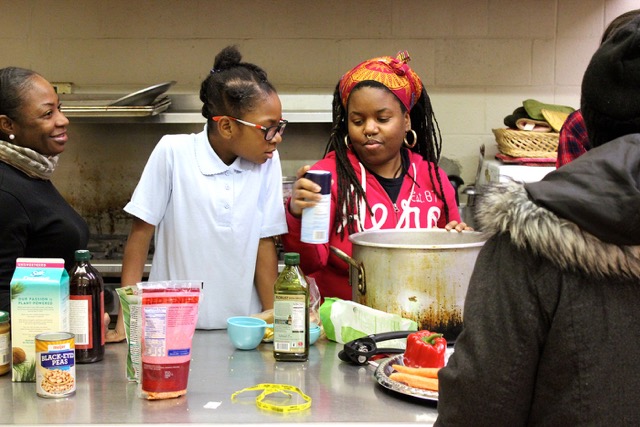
xmin=281 ymin=51 xmax=470 ymax=301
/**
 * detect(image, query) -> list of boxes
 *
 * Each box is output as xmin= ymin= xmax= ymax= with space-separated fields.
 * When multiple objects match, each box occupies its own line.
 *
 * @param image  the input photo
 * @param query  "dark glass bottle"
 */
xmin=273 ymin=253 xmax=309 ymax=362
xmin=69 ymin=250 xmax=105 ymax=363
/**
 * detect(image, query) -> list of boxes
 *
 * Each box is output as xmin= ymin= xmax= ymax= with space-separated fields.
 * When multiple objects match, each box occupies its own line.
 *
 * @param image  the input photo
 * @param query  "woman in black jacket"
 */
xmin=0 ymin=67 xmax=88 ymax=312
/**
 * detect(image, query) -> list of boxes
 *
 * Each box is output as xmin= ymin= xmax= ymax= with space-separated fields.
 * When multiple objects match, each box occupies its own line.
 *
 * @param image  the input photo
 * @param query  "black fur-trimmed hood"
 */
xmin=475 ymin=134 xmax=640 ymax=279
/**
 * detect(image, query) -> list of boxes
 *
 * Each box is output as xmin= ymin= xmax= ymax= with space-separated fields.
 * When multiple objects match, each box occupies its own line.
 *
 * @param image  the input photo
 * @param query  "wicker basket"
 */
xmin=492 ymin=128 xmax=559 ymax=158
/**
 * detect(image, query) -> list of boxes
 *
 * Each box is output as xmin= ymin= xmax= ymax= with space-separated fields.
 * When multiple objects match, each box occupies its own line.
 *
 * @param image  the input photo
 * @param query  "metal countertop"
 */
xmin=0 ymin=330 xmax=438 ymax=426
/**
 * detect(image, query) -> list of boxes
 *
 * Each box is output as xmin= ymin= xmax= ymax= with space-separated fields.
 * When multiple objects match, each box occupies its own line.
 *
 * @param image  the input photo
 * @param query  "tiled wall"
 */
xmin=1 ymin=0 xmax=636 ymax=234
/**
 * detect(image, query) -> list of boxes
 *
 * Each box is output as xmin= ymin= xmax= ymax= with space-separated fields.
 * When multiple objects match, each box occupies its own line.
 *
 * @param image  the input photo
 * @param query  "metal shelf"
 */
xmin=68 ymin=110 xmax=331 ymax=124
xmin=64 ymin=93 xmax=334 ymax=124
xmin=156 ymin=110 xmax=331 ymax=124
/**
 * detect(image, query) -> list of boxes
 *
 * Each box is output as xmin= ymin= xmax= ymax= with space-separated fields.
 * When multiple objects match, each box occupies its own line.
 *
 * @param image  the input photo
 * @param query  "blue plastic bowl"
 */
xmin=226 ymin=316 xmax=268 ymax=350
xmin=309 ymin=322 xmax=321 ymax=345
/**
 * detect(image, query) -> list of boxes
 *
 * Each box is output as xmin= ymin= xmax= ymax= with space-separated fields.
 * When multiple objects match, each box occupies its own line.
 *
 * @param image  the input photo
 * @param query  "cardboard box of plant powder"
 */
xmin=10 ymin=258 xmax=70 ymax=382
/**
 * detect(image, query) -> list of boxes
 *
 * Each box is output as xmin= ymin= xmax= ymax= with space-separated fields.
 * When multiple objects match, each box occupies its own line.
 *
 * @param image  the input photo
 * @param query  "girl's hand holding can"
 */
xmin=288 ymin=165 xmax=322 ymax=218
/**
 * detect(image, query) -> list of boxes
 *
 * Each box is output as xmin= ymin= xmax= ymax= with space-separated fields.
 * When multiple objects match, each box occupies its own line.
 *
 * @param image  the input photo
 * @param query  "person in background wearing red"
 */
xmin=556 ymin=8 xmax=640 ymax=168
xmin=281 ymin=51 xmax=469 ymax=302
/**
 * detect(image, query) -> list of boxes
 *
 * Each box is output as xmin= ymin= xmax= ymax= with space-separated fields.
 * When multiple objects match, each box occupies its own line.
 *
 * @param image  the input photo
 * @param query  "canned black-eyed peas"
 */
xmin=35 ymin=332 xmax=76 ymax=398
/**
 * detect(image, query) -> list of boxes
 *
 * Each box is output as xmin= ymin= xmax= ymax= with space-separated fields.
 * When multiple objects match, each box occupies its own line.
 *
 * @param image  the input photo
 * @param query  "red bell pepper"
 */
xmin=403 ymin=330 xmax=447 ymax=368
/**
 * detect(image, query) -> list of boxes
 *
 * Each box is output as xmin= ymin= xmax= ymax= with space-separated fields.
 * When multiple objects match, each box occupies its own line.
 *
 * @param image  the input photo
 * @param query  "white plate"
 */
xmin=374 ymin=354 xmax=439 ymax=401
xmin=374 ymin=347 xmax=453 ymax=402
xmin=110 ymin=81 xmax=176 ymax=106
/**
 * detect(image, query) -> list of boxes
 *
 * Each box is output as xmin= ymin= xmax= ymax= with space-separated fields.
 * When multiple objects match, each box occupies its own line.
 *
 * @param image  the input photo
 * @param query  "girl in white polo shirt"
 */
xmin=108 ymin=45 xmax=288 ymax=340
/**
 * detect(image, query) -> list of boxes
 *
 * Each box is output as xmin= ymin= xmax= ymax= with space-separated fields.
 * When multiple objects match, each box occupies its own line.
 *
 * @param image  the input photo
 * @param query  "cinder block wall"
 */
xmin=0 ymin=0 xmax=635 ymax=234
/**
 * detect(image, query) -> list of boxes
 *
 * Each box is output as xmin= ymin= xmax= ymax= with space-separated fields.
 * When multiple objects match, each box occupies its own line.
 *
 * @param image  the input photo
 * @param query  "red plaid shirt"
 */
xmin=556 ymin=110 xmax=590 ymax=168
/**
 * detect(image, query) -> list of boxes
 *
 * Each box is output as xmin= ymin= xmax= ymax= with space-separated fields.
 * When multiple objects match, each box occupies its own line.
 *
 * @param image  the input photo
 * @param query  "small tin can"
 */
xmin=0 ymin=311 xmax=9 ymax=376
xmin=35 ymin=332 xmax=76 ymax=398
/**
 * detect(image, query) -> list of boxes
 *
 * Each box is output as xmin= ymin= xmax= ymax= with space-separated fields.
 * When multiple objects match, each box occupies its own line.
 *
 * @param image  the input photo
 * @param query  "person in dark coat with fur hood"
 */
xmin=436 ymin=16 xmax=640 ymax=426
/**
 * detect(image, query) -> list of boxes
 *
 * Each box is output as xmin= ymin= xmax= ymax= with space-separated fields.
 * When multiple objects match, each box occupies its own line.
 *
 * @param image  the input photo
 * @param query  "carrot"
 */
xmin=389 ymin=372 xmax=439 ymax=391
xmin=391 ymin=364 xmax=440 ymax=379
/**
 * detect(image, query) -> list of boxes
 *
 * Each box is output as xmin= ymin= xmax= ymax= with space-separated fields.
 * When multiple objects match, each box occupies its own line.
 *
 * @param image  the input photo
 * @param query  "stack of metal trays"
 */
xmin=61 ymin=81 xmax=175 ymax=117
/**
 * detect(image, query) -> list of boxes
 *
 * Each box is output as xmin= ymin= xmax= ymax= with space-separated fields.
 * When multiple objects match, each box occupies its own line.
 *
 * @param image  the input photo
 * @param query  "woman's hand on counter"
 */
xmin=104 ymin=313 xmax=126 ymax=343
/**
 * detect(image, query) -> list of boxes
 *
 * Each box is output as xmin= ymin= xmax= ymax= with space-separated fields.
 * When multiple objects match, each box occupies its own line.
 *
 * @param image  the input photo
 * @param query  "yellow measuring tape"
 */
xmin=231 ymin=383 xmax=312 ymax=413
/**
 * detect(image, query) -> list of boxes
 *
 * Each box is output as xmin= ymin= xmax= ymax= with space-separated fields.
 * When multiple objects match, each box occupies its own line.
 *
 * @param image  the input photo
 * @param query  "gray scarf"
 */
xmin=0 ymin=139 xmax=59 ymax=180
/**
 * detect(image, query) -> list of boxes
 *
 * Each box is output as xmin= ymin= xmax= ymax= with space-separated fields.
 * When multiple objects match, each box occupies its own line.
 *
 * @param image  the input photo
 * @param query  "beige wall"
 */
xmin=1 ymin=0 xmax=637 ymax=234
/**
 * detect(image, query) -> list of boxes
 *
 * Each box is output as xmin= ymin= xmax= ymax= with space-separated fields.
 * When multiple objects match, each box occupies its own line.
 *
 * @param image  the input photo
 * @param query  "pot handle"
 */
xmin=330 ymin=246 xmax=367 ymax=295
xmin=330 ymin=246 xmax=358 ymax=268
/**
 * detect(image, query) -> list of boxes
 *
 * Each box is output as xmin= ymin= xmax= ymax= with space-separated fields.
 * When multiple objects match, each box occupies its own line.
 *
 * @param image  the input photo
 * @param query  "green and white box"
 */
xmin=10 ymin=258 xmax=70 ymax=382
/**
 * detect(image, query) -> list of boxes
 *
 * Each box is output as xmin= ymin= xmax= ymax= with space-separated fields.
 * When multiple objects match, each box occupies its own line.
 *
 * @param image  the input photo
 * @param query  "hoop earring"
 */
xmin=344 ymin=135 xmax=351 ymax=150
xmin=403 ymin=129 xmax=417 ymax=148
xmin=9 ymin=134 xmax=15 ymax=140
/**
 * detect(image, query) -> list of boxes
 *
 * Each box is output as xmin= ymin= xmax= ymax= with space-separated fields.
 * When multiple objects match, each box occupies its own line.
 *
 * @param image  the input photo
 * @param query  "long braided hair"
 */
xmin=324 ymin=80 xmax=451 ymax=239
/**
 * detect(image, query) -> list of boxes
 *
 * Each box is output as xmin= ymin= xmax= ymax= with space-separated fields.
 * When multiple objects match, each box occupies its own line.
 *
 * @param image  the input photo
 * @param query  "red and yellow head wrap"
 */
xmin=338 ymin=50 xmax=423 ymax=112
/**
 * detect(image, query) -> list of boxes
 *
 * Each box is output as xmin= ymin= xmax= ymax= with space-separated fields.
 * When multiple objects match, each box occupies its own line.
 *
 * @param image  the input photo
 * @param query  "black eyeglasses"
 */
xmin=212 ymin=116 xmax=288 ymax=141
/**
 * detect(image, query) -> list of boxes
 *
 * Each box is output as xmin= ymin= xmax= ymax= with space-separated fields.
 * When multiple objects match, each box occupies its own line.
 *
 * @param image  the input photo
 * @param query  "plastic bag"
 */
xmin=319 ymin=298 xmax=417 ymax=345
xmin=307 ymin=276 xmax=321 ymax=326
xmin=115 ymin=286 xmax=141 ymax=382
xmin=138 ymin=280 xmax=202 ymax=400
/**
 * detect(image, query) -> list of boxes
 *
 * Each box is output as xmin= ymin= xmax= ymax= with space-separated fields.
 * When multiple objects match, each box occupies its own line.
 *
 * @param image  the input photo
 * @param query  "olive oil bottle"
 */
xmin=273 ymin=253 xmax=309 ymax=362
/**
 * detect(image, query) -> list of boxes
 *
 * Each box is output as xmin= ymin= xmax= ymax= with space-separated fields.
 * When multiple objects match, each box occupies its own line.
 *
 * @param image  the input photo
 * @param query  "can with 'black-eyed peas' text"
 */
xmin=35 ymin=332 xmax=76 ymax=398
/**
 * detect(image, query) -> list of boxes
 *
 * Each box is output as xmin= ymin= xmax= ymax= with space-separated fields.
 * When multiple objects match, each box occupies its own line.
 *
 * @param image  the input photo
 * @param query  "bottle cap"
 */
xmin=0 ymin=311 xmax=8 ymax=323
xmin=304 ymin=170 xmax=331 ymax=195
xmin=283 ymin=252 xmax=300 ymax=265
xmin=74 ymin=249 xmax=91 ymax=261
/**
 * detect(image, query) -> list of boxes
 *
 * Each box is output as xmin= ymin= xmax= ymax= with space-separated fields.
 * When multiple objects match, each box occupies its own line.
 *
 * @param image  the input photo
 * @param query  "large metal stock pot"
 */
xmin=332 ymin=229 xmax=486 ymax=341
